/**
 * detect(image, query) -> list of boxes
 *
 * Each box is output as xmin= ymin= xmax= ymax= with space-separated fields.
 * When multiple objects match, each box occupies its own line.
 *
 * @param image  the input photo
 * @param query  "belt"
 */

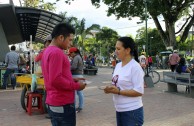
xmin=47 ymin=103 xmax=74 ymax=113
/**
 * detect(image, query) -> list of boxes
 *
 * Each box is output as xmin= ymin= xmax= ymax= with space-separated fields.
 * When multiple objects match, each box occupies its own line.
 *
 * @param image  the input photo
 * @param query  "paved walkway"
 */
xmin=1 ymin=68 xmax=194 ymax=126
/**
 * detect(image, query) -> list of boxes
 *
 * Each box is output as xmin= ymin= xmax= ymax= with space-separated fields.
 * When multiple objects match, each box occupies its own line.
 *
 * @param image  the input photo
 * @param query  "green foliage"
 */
xmin=176 ymin=35 xmax=193 ymax=51
xmin=90 ymin=0 xmax=194 ymax=49
xmin=135 ymin=28 xmax=166 ymax=56
xmin=96 ymin=27 xmax=119 ymax=57
xmin=24 ymin=0 xmax=56 ymax=11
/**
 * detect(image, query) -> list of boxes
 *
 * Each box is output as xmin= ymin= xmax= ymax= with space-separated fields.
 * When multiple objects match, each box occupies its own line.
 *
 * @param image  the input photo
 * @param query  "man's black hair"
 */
xmin=51 ymin=23 xmax=75 ymax=39
xmin=11 ymin=45 xmax=16 ymax=51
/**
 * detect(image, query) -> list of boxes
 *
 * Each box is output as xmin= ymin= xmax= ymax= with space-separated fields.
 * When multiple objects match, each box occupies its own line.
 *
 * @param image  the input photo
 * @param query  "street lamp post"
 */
xmin=150 ymin=37 xmax=153 ymax=55
xmin=144 ymin=0 xmax=154 ymax=87
xmin=144 ymin=0 xmax=149 ymax=76
xmin=145 ymin=0 xmax=148 ymax=56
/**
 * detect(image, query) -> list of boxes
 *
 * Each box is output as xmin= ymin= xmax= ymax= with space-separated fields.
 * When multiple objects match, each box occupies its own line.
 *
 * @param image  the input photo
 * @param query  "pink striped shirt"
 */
xmin=41 ymin=46 xmax=80 ymax=106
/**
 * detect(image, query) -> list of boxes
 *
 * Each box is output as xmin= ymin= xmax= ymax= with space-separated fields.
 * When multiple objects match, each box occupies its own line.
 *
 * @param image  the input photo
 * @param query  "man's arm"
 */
xmin=48 ymin=51 xmax=80 ymax=91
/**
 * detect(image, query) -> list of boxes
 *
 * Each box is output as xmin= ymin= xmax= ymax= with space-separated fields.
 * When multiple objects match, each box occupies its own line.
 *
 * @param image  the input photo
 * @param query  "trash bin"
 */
xmin=161 ymin=56 xmax=169 ymax=69
xmin=160 ymin=51 xmax=172 ymax=69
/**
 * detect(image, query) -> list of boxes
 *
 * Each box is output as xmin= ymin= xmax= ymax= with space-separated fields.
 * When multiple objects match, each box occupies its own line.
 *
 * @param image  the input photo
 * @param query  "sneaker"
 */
xmin=76 ymin=108 xmax=82 ymax=113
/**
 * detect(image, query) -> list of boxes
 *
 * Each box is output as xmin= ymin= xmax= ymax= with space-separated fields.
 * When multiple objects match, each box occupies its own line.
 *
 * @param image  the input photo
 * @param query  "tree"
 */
xmin=90 ymin=0 xmax=194 ymax=49
xmin=136 ymin=28 xmax=166 ymax=56
xmin=75 ymin=18 xmax=100 ymax=53
xmin=96 ymin=27 xmax=119 ymax=62
xmin=59 ymin=12 xmax=80 ymax=45
xmin=23 ymin=0 xmax=56 ymax=11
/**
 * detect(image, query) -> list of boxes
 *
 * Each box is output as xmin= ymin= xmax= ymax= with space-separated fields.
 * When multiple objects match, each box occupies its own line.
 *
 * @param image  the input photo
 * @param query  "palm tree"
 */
xmin=76 ymin=18 xmax=100 ymax=54
xmin=96 ymin=27 xmax=119 ymax=65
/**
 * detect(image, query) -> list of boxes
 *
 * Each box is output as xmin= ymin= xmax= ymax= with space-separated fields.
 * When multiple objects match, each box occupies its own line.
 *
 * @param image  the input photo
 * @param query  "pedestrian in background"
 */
xmin=2 ymin=45 xmax=20 ymax=89
xmin=35 ymin=34 xmax=52 ymax=62
xmin=18 ymin=54 xmax=27 ymax=73
xmin=35 ymin=34 xmax=52 ymax=119
xmin=103 ymin=37 xmax=144 ymax=126
xmin=69 ymin=47 xmax=85 ymax=113
xmin=41 ymin=23 xmax=87 ymax=126
xmin=139 ymin=52 xmax=147 ymax=70
xmin=169 ymin=50 xmax=180 ymax=72
xmin=148 ymin=55 xmax=153 ymax=68
xmin=156 ymin=54 xmax=160 ymax=68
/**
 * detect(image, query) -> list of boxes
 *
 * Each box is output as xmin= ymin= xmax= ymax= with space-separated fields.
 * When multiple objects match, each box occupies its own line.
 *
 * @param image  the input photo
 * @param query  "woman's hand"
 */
xmin=104 ymin=85 xmax=119 ymax=94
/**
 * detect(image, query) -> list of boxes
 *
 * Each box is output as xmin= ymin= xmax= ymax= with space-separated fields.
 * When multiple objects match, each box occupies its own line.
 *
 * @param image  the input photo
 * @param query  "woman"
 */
xmin=176 ymin=57 xmax=191 ymax=92
xmin=176 ymin=57 xmax=191 ymax=74
xmin=104 ymin=37 xmax=144 ymax=126
xmin=69 ymin=47 xmax=85 ymax=113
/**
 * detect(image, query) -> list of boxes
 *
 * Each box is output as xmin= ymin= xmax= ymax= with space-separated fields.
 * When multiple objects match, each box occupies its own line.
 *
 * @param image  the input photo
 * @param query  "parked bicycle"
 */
xmin=145 ymin=66 xmax=160 ymax=84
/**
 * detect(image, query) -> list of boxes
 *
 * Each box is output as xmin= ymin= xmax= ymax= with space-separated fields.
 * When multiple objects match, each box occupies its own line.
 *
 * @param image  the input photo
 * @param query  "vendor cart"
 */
xmin=16 ymin=74 xmax=46 ymax=112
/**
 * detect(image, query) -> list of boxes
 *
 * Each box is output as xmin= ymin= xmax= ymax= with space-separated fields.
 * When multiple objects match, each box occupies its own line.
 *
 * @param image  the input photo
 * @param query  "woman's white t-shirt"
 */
xmin=112 ymin=59 xmax=144 ymax=112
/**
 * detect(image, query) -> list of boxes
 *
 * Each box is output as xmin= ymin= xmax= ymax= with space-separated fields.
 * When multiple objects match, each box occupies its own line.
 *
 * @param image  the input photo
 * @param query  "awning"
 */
xmin=0 ymin=4 xmax=64 ymax=44
xmin=15 ymin=7 xmax=64 ymax=43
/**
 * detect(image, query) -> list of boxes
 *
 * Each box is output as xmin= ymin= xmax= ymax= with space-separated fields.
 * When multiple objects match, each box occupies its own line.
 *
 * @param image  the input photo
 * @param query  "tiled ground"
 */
xmin=0 ymin=67 xmax=194 ymax=126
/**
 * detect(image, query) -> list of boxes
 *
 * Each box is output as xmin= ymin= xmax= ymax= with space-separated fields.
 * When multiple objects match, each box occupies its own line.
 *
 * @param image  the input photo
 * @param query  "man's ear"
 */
xmin=57 ymin=35 xmax=64 ymax=42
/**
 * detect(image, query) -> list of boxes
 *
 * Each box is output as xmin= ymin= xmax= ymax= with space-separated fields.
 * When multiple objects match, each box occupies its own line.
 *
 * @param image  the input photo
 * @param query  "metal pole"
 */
xmin=30 ymin=35 xmax=32 ymax=75
xmin=145 ymin=0 xmax=149 ymax=76
xmin=145 ymin=1 xmax=148 ymax=55
xmin=149 ymin=38 xmax=151 ymax=55
xmin=150 ymin=37 xmax=153 ymax=55
xmin=192 ymin=25 xmax=194 ymax=56
xmin=143 ymin=0 xmax=154 ymax=87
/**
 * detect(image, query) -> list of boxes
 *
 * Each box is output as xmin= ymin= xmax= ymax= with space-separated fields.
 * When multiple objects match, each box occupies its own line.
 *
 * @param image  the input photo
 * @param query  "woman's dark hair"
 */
xmin=176 ymin=57 xmax=186 ymax=74
xmin=74 ymin=49 xmax=83 ymax=62
xmin=51 ymin=23 xmax=75 ymax=39
xmin=118 ymin=37 xmax=139 ymax=62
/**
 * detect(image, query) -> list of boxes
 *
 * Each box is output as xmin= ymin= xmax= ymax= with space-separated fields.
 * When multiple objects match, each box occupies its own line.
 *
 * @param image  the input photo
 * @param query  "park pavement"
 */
xmin=1 ymin=67 xmax=194 ymax=126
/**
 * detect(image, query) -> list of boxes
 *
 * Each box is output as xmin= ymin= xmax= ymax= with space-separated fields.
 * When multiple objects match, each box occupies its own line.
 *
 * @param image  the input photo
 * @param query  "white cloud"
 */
xmin=54 ymin=0 xmax=145 ymax=37
xmin=15 ymin=0 xmax=164 ymax=37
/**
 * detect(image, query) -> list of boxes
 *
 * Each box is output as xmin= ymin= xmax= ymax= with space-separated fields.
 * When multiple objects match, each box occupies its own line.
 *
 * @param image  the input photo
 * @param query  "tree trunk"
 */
xmin=168 ymin=23 xmax=176 ymax=49
xmin=152 ymin=16 xmax=169 ymax=48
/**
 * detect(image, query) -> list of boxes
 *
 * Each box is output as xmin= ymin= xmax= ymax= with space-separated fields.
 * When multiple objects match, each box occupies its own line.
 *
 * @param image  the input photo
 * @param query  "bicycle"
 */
xmin=145 ymin=66 xmax=160 ymax=84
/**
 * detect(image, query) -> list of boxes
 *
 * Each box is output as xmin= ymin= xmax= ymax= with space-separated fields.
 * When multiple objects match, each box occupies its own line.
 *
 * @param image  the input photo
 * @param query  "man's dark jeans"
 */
xmin=2 ymin=68 xmax=18 ymax=89
xmin=48 ymin=104 xmax=76 ymax=126
xmin=116 ymin=107 xmax=144 ymax=126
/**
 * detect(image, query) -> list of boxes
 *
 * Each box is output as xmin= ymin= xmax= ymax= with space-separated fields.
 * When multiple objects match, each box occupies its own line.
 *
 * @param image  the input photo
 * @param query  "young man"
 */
xmin=41 ymin=23 xmax=86 ymax=126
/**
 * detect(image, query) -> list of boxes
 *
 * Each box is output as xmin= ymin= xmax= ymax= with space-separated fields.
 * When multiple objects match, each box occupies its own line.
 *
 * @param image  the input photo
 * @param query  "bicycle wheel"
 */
xmin=148 ymin=71 xmax=160 ymax=84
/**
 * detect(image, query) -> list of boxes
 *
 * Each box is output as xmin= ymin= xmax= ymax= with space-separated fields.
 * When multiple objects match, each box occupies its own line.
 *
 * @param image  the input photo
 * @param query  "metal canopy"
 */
xmin=15 ymin=7 xmax=64 ymax=43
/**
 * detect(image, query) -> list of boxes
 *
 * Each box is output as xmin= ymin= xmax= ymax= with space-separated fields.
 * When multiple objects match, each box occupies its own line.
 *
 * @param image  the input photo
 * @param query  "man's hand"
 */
xmin=79 ymin=81 xmax=87 ymax=90
xmin=73 ymin=77 xmax=85 ymax=82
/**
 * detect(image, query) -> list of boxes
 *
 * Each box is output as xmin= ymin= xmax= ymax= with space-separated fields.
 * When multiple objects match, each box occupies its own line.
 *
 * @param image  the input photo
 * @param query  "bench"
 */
xmin=161 ymin=71 xmax=194 ymax=98
xmin=83 ymin=68 xmax=98 ymax=75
